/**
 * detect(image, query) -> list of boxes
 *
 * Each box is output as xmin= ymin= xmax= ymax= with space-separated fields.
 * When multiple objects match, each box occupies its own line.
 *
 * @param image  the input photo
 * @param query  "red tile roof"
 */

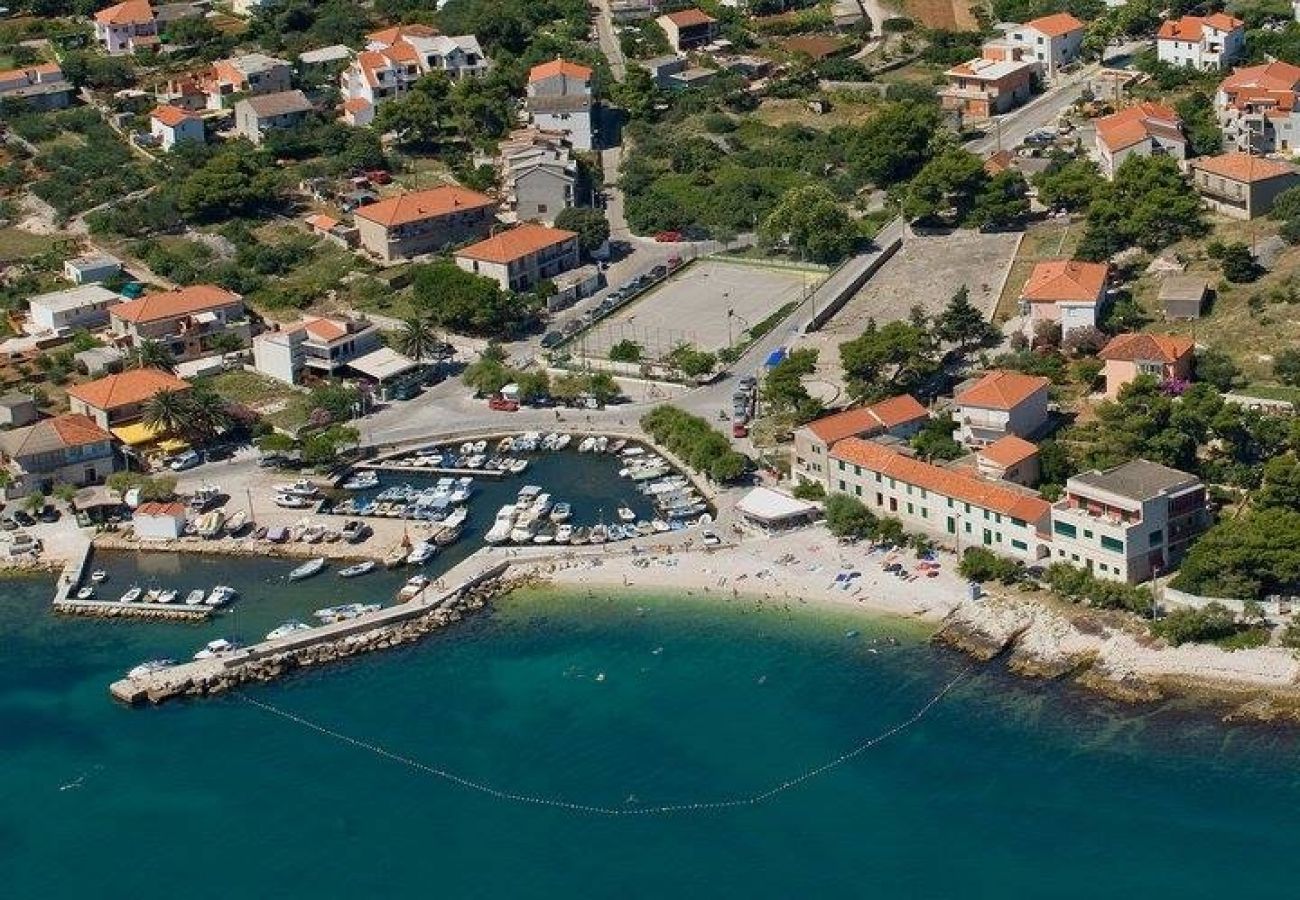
xmin=1094 ymin=102 xmax=1183 ymax=152
xmin=0 ymin=414 xmax=111 ymax=457
xmin=831 ymin=437 xmax=1051 ymax=525
xmin=366 ymin=24 xmax=438 ymax=45
xmin=528 ymin=59 xmax=592 ymax=82
xmin=150 ymin=105 xmax=197 ymax=127
xmin=1220 ymin=61 xmax=1300 ymax=113
xmin=1157 ymin=13 xmax=1243 ymax=41
xmin=67 ymin=368 xmax=190 ymax=411
xmin=662 ymin=8 xmax=716 ymax=27
xmin=805 ymin=395 xmax=928 ymax=443
xmin=353 ymin=185 xmax=495 ymax=228
xmin=1098 ymin=333 xmax=1195 ymax=363
xmin=955 ymin=370 xmax=1050 ymax=411
xmin=455 ymin=223 xmax=577 ymax=265
xmin=302 ymin=318 xmax=348 ymax=342
xmin=94 ymin=0 xmax=153 ymax=26
xmin=110 ymin=285 xmax=240 ymax=324
xmin=1021 ymin=259 xmax=1108 ymax=303
xmin=979 ymin=435 xmax=1038 ymax=468
xmin=1024 ymin=12 xmax=1084 ymax=37
xmin=1191 ymin=152 xmax=1299 ymax=183
xmin=135 ymin=501 xmax=187 ymax=517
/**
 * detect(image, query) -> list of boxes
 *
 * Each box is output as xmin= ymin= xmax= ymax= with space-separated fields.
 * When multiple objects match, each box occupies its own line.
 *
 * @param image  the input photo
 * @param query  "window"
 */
xmin=1011 ymin=539 xmax=1027 ymax=551
xmin=838 ymin=480 xmax=846 ymax=491
xmin=947 ymin=517 xmax=956 ymax=534
xmin=1083 ymin=529 xmax=1093 ymax=539
xmin=906 ymin=503 xmax=914 ymax=515
xmin=854 ymin=485 xmax=862 ymax=497
xmin=854 ymin=465 xmax=861 ymax=476
xmin=1149 ymin=530 xmax=1163 ymax=546
xmin=1011 ymin=517 xmax=1026 ymax=528
xmin=837 ymin=460 xmax=845 ymax=471
xmin=906 ymin=484 xmax=913 ymax=495
xmin=1101 ymin=536 xmax=1124 ymax=553
xmin=1054 ymin=521 xmax=1078 ymax=539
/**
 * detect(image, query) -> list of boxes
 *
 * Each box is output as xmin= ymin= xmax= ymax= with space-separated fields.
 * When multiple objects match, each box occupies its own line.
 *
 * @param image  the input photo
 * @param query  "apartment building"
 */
xmin=951 ymin=370 xmax=1050 ymax=447
xmin=454 ymin=223 xmax=581 ymax=293
xmin=0 ymin=63 xmax=73 ymax=110
xmin=252 ymin=317 xmax=383 ymax=384
xmin=526 ymin=59 xmax=595 ymax=152
xmin=203 ymin=53 xmax=294 ymax=110
xmin=992 ymin=13 xmax=1085 ymax=79
xmin=93 ymin=0 xmax=158 ymax=55
xmin=1097 ymin=333 xmax=1194 ymax=398
xmin=1018 ymin=258 xmax=1109 ymax=336
xmin=791 ymin=395 xmax=929 ymax=486
xmin=108 ymin=285 xmax=248 ymax=361
xmin=1156 ymin=13 xmax=1245 ymax=71
xmin=941 ymin=48 xmax=1038 ymax=120
xmin=338 ymin=24 xmax=488 ymax=126
xmin=1050 ymin=460 xmax=1209 ymax=583
xmin=66 ymin=368 xmax=191 ymax=429
xmin=233 ymin=89 xmax=314 ymax=144
xmin=1093 ymin=102 xmax=1185 ymax=179
xmin=827 ymin=437 xmax=1053 ymax=563
xmin=499 ymin=129 xmax=578 ymax=224
xmin=1189 ymin=152 xmax=1300 ymax=219
xmin=27 ymin=284 xmax=119 ymax=333
xmin=353 ymin=186 xmax=497 ymax=263
xmin=0 ymin=414 xmax=117 ymax=499
xmin=1216 ymin=60 xmax=1300 ymax=153
xmin=657 ymin=8 xmax=718 ymax=51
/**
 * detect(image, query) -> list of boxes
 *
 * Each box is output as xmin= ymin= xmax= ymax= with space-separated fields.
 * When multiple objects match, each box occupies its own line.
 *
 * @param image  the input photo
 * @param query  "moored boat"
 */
xmin=90 ymin=570 xmax=108 ymax=583
xmin=339 ymin=560 xmax=376 ymax=578
xmin=266 ymin=621 xmax=312 ymax=641
xmin=127 ymin=659 xmax=174 ymax=679
xmin=617 ymin=504 xmax=636 ymax=522
xmin=119 ymin=586 xmax=143 ymax=603
xmin=183 ymin=589 xmax=206 ymax=606
xmin=76 ymin=586 xmax=95 ymax=600
xmin=193 ymin=638 xmax=239 ymax=660
xmin=550 ymin=502 xmax=572 ymax=522
xmin=287 ymin=557 xmax=326 ymax=581
xmin=205 ymin=585 xmax=237 ymax=607
xmin=406 ymin=541 xmax=437 ymax=565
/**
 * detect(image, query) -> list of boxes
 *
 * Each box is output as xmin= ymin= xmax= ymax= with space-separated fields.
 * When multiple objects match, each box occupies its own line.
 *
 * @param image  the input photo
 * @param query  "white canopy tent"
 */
xmin=735 ymin=487 xmax=817 ymax=530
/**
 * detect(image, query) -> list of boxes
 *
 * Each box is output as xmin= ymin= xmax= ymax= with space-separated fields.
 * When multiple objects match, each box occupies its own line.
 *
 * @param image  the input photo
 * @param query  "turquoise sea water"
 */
xmin=5 ymin=560 xmax=1300 ymax=899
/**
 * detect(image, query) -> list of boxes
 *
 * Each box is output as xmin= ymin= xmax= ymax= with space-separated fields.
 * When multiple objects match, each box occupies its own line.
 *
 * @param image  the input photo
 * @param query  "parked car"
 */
xmin=204 ymin=445 xmax=235 ymax=462
xmin=732 ymin=422 xmax=749 ymax=438
xmin=258 ymin=453 xmax=287 ymax=468
xmin=649 ymin=264 xmax=667 ymax=279
xmin=541 ymin=331 xmax=565 ymax=349
xmin=738 ymin=375 xmax=758 ymax=391
xmin=0 ymin=516 xmax=17 ymax=531
xmin=36 ymin=506 xmax=59 ymax=523
xmin=168 ymin=450 xmax=201 ymax=471
xmin=702 ymin=530 xmax=722 ymax=546
xmin=488 ymin=395 xmax=520 ymax=412
xmin=12 ymin=510 xmax=35 ymax=527
xmin=654 ymin=231 xmax=682 ymax=243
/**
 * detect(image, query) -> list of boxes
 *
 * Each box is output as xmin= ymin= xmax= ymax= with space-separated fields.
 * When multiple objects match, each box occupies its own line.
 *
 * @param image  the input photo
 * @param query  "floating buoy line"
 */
xmin=239 ymin=666 xmax=972 ymax=817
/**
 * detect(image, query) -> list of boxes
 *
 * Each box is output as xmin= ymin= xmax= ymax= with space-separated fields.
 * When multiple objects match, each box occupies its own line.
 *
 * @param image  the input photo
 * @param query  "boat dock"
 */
xmin=354 ymin=462 xmax=508 ymax=478
xmin=51 ymin=537 xmax=93 ymax=606
xmin=55 ymin=598 xmax=215 ymax=621
xmin=109 ymin=556 xmax=513 ymax=705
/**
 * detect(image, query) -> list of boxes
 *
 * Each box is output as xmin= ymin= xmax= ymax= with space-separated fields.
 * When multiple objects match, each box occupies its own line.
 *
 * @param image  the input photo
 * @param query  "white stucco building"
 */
xmin=1156 ymin=13 xmax=1244 ymax=71
xmin=526 ymin=59 xmax=595 ymax=152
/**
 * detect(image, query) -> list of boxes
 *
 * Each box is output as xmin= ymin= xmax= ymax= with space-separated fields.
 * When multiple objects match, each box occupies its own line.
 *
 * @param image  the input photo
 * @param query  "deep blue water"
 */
xmin=4 ymin=561 xmax=1300 ymax=899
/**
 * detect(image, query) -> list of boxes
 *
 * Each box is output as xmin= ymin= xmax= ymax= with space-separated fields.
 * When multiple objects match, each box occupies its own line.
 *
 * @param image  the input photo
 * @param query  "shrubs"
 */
xmin=957 ymin=547 xmax=1024 ymax=585
xmin=791 ymin=480 xmax=826 ymax=501
xmin=640 ymin=406 xmax=751 ymax=484
xmin=1043 ymin=563 xmax=1154 ymax=616
xmin=1150 ymin=602 xmax=1250 ymax=647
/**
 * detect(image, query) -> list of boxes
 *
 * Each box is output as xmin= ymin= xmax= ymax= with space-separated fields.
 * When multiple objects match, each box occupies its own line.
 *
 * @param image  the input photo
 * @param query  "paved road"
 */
xmin=594 ymin=0 xmax=627 ymax=83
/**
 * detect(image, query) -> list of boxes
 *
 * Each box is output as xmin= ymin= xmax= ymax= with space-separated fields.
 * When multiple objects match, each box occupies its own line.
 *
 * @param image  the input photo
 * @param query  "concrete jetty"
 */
xmin=355 ymin=462 xmax=508 ymax=478
xmin=51 ymin=536 xmax=92 ymax=605
xmin=110 ymin=556 xmax=514 ymax=705
xmin=55 ymin=598 xmax=214 ymax=621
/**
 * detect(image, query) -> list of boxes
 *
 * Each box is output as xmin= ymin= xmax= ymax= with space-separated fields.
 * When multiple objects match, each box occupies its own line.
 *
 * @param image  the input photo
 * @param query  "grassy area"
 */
xmin=1240 ymin=383 xmax=1300 ymax=403
xmin=751 ymin=94 xmax=883 ymax=130
xmin=993 ymin=220 xmax=1082 ymax=322
xmin=202 ymin=370 xmax=311 ymax=431
xmin=0 ymin=227 xmax=55 ymax=264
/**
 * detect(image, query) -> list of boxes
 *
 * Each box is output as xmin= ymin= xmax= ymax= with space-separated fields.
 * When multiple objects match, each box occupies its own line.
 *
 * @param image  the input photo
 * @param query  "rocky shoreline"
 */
xmin=54 ymin=602 xmax=212 ymax=622
xmin=931 ymin=591 xmax=1300 ymax=722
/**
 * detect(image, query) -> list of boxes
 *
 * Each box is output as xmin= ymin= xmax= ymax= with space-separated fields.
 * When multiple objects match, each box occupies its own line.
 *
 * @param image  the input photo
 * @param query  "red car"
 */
xmin=488 ymin=396 xmax=519 ymax=411
xmin=366 ymin=169 xmax=392 ymax=185
xmin=654 ymin=231 xmax=682 ymax=243
xmin=732 ymin=422 xmax=749 ymax=438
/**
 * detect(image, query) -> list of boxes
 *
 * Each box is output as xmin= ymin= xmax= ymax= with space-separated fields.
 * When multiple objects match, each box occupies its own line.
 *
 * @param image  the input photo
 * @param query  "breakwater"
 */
xmin=110 ymin=558 xmax=519 ymax=705
xmin=55 ymin=598 xmax=215 ymax=622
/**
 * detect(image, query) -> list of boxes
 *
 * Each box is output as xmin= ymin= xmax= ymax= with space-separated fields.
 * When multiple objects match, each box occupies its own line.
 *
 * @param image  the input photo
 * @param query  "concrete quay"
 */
xmin=55 ymin=598 xmax=214 ymax=621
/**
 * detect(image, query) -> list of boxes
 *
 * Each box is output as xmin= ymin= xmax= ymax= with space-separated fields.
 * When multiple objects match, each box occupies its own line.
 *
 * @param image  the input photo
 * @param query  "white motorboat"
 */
xmin=610 ymin=439 xmax=627 ymax=454
xmin=555 ymin=524 xmax=573 ymax=543
xmin=484 ymin=504 xmax=517 ymax=544
xmin=517 ymin=485 xmax=542 ymax=502
xmin=472 ymin=439 xmax=488 ymax=453
xmin=589 ymin=524 xmax=608 ymax=544
xmin=90 ymin=570 xmax=108 ymax=583
xmin=339 ymin=560 xmax=376 ymax=578
xmin=617 ymin=504 xmax=636 ymax=522
xmin=398 ymin=574 xmax=430 ymax=600
xmin=76 ymin=586 xmax=95 ymax=600
xmin=197 ymin=510 xmax=225 ymax=539
xmin=205 ymin=585 xmax=237 ymax=607
xmin=550 ymin=502 xmax=572 ymax=522
xmin=277 ymin=479 xmax=320 ymax=498
xmin=266 ymin=621 xmax=312 ymax=641
xmin=127 ymin=659 xmax=174 ymax=679
xmin=497 ymin=437 xmax=514 ymax=453
xmin=450 ymin=477 xmax=473 ymax=504
xmin=578 ymin=436 xmax=596 ymax=453
xmin=119 ymin=586 xmax=142 ymax=604
xmin=555 ymin=434 xmax=571 ymax=450
xmin=193 ymin=638 xmax=239 ymax=660
xmin=509 ymin=458 xmax=528 ymax=474
xmin=183 ymin=589 xmax=206 ymax=606
xmin=434 ymin=506 xmax=468 ymax=545
xmin=594 ymin=436 xmax=608 ymax=453
xmin=314 ymin=603 xmax=381 ymax=624
xmin=156 ymin=589 xmax=178 ymax=604
xmin=189 ymin=484 xmax=221 ymax=511
xmin=224 ymin=510 xmax=248 ymax=535
xmin=288 ymin=557 xmax=326 ymax=581
xmin=406 ymin=541 xmax=437 ymax=565
xmin=342 ymin=471 xmax=379 ymax=491
xmin=274 ymin=493 xmax=312 ymax=509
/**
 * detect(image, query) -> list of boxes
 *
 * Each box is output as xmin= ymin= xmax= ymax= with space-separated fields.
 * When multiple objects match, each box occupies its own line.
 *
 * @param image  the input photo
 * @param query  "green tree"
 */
xmin=666 ymin=344 xmax=717 ymax=380
xmin=1257 ymin=455 xmax=1300 ymax=511
xmin=958 ymin=546 xmax=1025 ymax=584
xmin=761 ymin=184 xmax=859 ymax=264
xmin=901 ymin=148 xmax=988 ymax=225
xmin=25 ymin=491 xmax=46 ymax=514
xmin=968 ymin=169 xmax=1029 ymax=229
xmin=411 ymin=261 xmax=538 ymax=337
xmin=824 ymin=492 xmax=877 ymax=539
xmin=839 ymin=319 xmax=937 ymax=399
xmin=1274 ymin=348 xmax=1300 ymax=387
xmin=1077 ymin=155 xmax=1206 ymax=260
xmin=395 ymin=315 xmax=439 ymax=361
xmin=1195 ymin=348 xmax=1241 ymax=391
xmin=936 ymin=285 xmax=996 ymax=350
xmin=608 ymin=339 xmax=643 ymax=363
xmin=514 ymin=369 xmax=551 ymax=403
xmin=1034 ymin=157 xmax=1104 ymax=212
xmin=911 ymin=413 xmax=963 ymax=461
xmin=178 ymin=145 xmax=285 ymax=223
xmin=143 ymin=388 xmax=192 ymax=437
xmin=845 ymin=101 xmax=941 ymax=186
xmin=132 ymin=340 xmax=175 ymax=373
xmin=554 ymin=206 xmax=612 ymax=257
xmin=1210 ymin=240 xmax=1261 ymax=283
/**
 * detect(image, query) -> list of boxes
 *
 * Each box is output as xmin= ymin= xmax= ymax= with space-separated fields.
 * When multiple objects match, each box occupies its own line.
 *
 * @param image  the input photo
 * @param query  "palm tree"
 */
xmin=143 ymin=388 xmax=191 ymax=437
xmin=185 ymin=386 xmax=232 ymax=441
xmin=395 ymin=315 xmax=438 ymax=361
xmin=133 ymin=340 xmax=175 ymax=373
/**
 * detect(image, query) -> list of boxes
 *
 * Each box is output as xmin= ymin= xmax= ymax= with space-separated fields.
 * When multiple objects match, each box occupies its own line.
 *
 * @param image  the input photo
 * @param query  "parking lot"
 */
xmin=569 ymin=259 xmax=821 ymax=360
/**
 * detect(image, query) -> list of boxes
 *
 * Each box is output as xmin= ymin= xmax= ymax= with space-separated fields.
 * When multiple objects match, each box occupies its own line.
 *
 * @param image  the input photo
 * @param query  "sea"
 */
xmin=4 ymin=452 xmax=1300 ymax=897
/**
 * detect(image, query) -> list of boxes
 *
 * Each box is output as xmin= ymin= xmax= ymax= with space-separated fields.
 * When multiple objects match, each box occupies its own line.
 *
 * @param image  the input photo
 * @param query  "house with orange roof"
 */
xmin=1157 ymin=13 xmax=1244 ymax=71
xmin=1098 ymin=333 xmax=1195 ymax=398
xmin=940 ymin=47 xmax=1038 ymax=120
xmin=791 ymin=395 xmax=929 ymax=485
xmin=252 ymin=316 xmax=384 ymax=384
xmin=992 ymin=13 xmax=1085 ymax=79
xmin=0 ymin=413 xmax=117 ymax=499
xmin=66 ymin=368 xmax=191 ymax=429
xmin=657 ymin=8 xmax=717 ymax=51
xmin=1093 ymin=102 xmax=1185 ymax=179
xmin=202 ymin=53 xmax=293 ymax=110
xmin=976 ymin=435 xmax=1040 ymax=487
xmin=827 ymin=436 xmax=1052 ymax=562
xmin=952 ymin=369 xmax=1051 ymax=447
xmin=353 ymin=185 xmax=497 ymax=263
xmin=527 ymin=59 xmax=596 ymax=151
xmin=108 ymin=285 xmax=248 ymax=361
xmin=149 ymin=104 xmax=204 ymax=150
xmin=1216 ymin=60 xmax=1300 ymax=153
xmin=453 ymin=223 xmax=580 ymax=293
xmin=0 ymin=63 xmax=73 ymax=110
xmin=1189 ymin=151 xmax=1300 ymax=219
xmin=93 ymin=0 xmax=157 ymax=54
xmin=1018 ymin=259 xmax=1109 ymax=337
xmin=338 ymin=27 xmax=487 ymax=127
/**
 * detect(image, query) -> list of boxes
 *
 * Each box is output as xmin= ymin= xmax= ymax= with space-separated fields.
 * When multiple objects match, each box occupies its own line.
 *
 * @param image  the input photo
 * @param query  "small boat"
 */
xmin=406 ymin=541 xmax=437 ymax=565
xmin=509 ymin=458 xmax=528 ymax=474
xmin=579 ymin=436 xmax=596 ymax=453
xmin=652 ymin=519 xmax=670 ymax=532
xmin=550 ymin=502 xmax=572 ymax=522
xmin=90 ymin=570 xmax=108 ymax=583
xmin=434 ymin=506 xmax=468 ymax=545
xmin=555 ymin=524 xmax=573 ymax=543
xmin=594 ymin=436 xmax=608 ymax=453
xmin=571 ymin=526 xmax=589 ymax=545
xmin=589 ymin=524 xmax=608 ymax=544
xmin=274 ymin=493 xmax=312 ymax=509
xmin=156 ymin=589 xmax=178 ymax=605
xmin=277 ymin=479 xmax=319 ymax=498
xmin=224 ymin=510 xmax=248 ymax=536
xmin=497 ymin=437 xmax=514 ymax=453
xmin=119 ymin=586 xmax=142 ymax=604
xmin=288 ymin=557 xmax=326 ymax=581
xmin=76 ymin=586 xmax=95 ymax=600
xmin=555 ymin=434 xmax=571 ymax=450
xmin=183 ymin=589 xmax=206 ymax=606
xmin=533 ymin=524 xmax=557 ymax=544
xmin=205 ymin=585 xmax=237 ymax=607
xmin=342 ymin=471 xmax=379 ymax=491
xmin=339 ymin=560 xmax=376 ymax=578
xmin=485 ymin=504 xmax=517 ymax=544
xmin=398 ymin=575 xmax=430 ymax=600
xmin=193 ymin=638 xmax=239 ymax=660
xmin=266 ymin=621 xmax=313 ymax=641
xmin=472 ymin=439 xmax=488 ymax=453
xmin=127 ymin=659 xmax=174 ymax=679
xmin=450 ymin=477 xmax=473 ymax=504
xmin=341 ymin=519 xmax=370 ymax=543
xmin=144 ymin=588 xmax=162 ymax=603
xmin=610 ymin=439 xmax=627 ymax=454
xmin=635 ymin=521 xmax=654 ymax=536
xmin=621 ymin=446 xmax=646 ymax=457
xmin=617 ymin=504 xmax=636 ymax=522
xmin=197 ymin=510 xmax=225 ymax=539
